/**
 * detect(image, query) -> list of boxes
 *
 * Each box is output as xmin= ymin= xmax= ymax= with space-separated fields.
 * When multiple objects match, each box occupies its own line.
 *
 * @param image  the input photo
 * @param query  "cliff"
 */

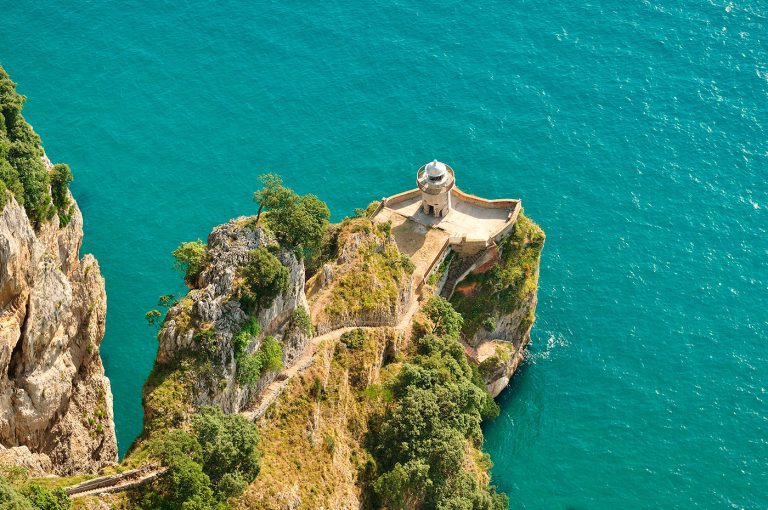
xmin=450 ymin=213 xmax=545 ymax=396
xmin=0 ymin=194 xmax=117 ymax=475
xmin=141 ymin=217 xmax=311 ymax=435
xmin=0 ymin=66 xmax=117 ymax=476
xmin=307 ymin=216 xmax=414 ymax=334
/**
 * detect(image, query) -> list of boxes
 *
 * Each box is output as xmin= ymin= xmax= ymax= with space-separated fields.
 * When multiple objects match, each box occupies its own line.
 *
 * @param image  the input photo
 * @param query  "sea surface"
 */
xmin=1 ymin=0 xmax=766 ymax=507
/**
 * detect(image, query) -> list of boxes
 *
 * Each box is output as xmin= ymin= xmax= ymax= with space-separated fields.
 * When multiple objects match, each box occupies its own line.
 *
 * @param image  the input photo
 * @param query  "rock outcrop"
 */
xmin=307 ymin=217 xmax=414 ymax=334
xmin=450 ymin=213 xmax=545 ymax=397
xmin=149 ymin=217 xmax=310 ymax=418
xmin=0 ymin=194 xmax=117 ymax=475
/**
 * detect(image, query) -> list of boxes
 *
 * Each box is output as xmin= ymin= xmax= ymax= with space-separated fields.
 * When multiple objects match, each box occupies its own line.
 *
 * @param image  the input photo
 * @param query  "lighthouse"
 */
xmin=416 ymin=159 xmax=455 ymax=218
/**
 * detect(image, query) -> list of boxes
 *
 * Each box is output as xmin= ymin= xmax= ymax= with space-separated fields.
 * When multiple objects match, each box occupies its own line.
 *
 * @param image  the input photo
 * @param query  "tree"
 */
xmin=238 ymin=248 xmax=288 ymax=308
xmin=252 ymin=173 xmax=330 ymax=260
xmin=422 ymin=296 xmax=464 ymax=340
xmin=192 ymin=407 xmax=260 ymax=499
xmin=172 ymin=240 xmax=208 ymax=286
xmin=268 ymin=193 xmax=330 ymax=259
xmin=252 ymin=173 xmax=292 ymax=222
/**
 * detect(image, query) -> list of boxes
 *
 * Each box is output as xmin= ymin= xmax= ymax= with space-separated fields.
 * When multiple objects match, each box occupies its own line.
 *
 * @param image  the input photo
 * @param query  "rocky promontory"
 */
xmin=0 ymin=66 xmax=117 ymax=476
xmin=0 ymin=194 xmax=117 ymax=475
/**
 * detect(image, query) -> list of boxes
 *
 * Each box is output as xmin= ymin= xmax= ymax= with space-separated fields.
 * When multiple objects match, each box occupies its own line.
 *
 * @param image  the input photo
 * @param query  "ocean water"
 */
xmin=1 ymin=0 xmax=766 ymax=507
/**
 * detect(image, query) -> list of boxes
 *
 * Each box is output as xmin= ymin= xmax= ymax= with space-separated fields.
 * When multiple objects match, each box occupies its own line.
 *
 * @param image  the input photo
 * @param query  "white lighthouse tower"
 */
xmin=416 ymin=159 xmax=455 ymax=218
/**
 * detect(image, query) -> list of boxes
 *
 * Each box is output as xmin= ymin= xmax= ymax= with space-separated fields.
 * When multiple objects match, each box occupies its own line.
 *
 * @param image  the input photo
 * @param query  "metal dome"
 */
xmin=425 ymin=159 xmax=448 ymax=179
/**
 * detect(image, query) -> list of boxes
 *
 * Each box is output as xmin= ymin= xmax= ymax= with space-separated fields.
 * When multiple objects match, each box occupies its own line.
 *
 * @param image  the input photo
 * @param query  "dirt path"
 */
xmin=241 ymin=294 xmax=422 ymax=421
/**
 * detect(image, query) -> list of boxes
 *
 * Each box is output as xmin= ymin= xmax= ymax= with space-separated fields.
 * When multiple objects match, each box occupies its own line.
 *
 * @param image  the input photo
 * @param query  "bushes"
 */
xmin=367 ymin=299 xmax=505 ymax=510
xmin=422 ymin=296 xmax=464 ymax=340
xmin=0 ymin=477 xmax=71 ymax=510
xmin=290 ymin=307 xmax=313 ymax=336
xmin=143 ymin=407 xmax=260 ymax=509
xmin=172 ymin=240 xmax=208 ymax=286
xmin=236 ymin=336 xmax=283 ymax=386
xmin=236 ymin=247 xmax=288 ymax=309
xmin=252 ymin=173 xmax=330 ymax=260
xmin=233 ymin=317 xmax=261 ymax=358
xmin=50 ymin=164 xmax=73 ymax=227
xmin=0 ymin=66 xmax=74 ymax=228
xmin=20 ymin=485 xmax=71 ymax=510
xmin=340 ymin=328 xmax=365 ymax=350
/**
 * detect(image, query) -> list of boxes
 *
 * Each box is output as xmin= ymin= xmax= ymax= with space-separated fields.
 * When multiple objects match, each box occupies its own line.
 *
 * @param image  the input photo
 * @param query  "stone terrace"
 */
xmin=373 ymin=187 xmax=521 ymax=287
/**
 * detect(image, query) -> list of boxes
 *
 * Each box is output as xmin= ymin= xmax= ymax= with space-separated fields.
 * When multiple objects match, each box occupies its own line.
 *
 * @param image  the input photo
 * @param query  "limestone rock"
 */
xmin=0 ymin=195 xmax=117 ymax=475
xmin=155 ymin=217 xmax=310 ymax=414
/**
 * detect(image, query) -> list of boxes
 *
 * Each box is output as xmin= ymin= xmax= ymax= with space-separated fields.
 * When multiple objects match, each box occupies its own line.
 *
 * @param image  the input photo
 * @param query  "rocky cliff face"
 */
xmin=0 ymin=194 xmax=117 ymax=475
xmin=148 ymin=217 xmax=310 ymax=419
xmin=450 ymin=213 xmax=545 ymax=397
xmin=307 ymin=217 xmax=414 ymax=334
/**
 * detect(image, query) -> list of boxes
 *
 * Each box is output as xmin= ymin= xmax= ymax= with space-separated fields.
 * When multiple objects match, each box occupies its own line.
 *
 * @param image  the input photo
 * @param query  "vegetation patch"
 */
xmin=451 ymin=213 xmax=545 ymax=338
xmin=133 ymin=407 xmax=260 ymax=510
xmin=366 ymin=299 xmax=505 ymax=510
xmin=324 ymin=220 xmax=414 ymax=319
xmin=0 ymin=66 xmax=74 ymax=227
xmin=236 ymin=336 xmax=283 ymax=387
xmin=252 ymin=173 xmax=330 ymax=261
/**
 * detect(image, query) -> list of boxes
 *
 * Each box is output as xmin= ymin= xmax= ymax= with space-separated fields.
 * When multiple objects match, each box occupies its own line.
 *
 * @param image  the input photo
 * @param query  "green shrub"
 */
xmin=193 ymin=326 xmax=218 ymax=356
xmin=233 ymin=317 xmax=261 ymax=357
xmin=237 ymin=247 xmax=288 ymax=309
xmin=340 ymin=328 xmax=365 ymax=350
xmin=0 ymin=477 xmax=35 ymax=509
xmin=50 ymin=164 xmax=73 ymax=227
xmin=482 ymin=316 xmax=497 ymax=332
xmin=236 ymin=353 xmax=264 ymax=386
xmin=259 ymin=336 xmax=283 ymax=373
xmin=236 ymin=336 xmax=283 ymax=386
xmin=20 ymin=485 xmax=71 ymax=510
xmin=172 ymin=240 xmax=208 ymax=286
xmin=290 ymin=307 xmax=313 ymax=336
xmin=422 ymin=296 xmax=464 ymax=340
xmin=0 ymin=179 xmax=7 ymax=212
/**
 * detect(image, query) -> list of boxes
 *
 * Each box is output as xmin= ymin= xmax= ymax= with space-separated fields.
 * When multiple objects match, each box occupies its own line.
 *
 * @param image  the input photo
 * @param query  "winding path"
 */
xmin=241 ymin=294 xmax=422 ymax=421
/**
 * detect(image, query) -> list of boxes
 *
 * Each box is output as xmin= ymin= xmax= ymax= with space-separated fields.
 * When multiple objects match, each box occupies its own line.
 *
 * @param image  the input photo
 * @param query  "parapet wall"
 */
xmin=376 ymin=184 xmax=521 ymax=257
xmin=381 ymin=188 xmax=421 ymax=207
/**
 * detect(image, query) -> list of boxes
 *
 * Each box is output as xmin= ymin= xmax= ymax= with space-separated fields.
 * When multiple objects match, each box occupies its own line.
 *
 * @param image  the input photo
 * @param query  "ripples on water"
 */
xmin=1 ymin=0 xmax=765 ymax=507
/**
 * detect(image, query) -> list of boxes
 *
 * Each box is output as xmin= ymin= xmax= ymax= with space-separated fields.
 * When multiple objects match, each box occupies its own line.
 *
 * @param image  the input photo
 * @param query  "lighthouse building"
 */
xmin=416 ymin=160 xmax=455 ymax=217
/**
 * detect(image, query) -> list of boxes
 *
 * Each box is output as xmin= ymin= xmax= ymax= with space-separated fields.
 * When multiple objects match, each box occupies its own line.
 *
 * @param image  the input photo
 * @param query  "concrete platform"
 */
xmin=382 ymin=194 xmax=510 ymax=242
xmin=375 ymin=209 xmax=450 ymax=284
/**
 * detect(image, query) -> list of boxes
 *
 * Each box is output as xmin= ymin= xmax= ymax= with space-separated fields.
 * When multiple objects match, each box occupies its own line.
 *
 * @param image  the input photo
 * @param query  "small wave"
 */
xmin=530 ymin=331 xmax=568 ymax=362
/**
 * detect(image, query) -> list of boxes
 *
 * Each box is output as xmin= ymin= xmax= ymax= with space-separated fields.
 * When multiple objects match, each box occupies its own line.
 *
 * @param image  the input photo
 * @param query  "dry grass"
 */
xmin=237 ymin=329 xmax=399 ymax=510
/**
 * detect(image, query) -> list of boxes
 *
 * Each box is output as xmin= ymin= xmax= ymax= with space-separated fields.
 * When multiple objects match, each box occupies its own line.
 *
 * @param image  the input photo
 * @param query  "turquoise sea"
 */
xmin=2 ymin=0 xmax=766 ymax=507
